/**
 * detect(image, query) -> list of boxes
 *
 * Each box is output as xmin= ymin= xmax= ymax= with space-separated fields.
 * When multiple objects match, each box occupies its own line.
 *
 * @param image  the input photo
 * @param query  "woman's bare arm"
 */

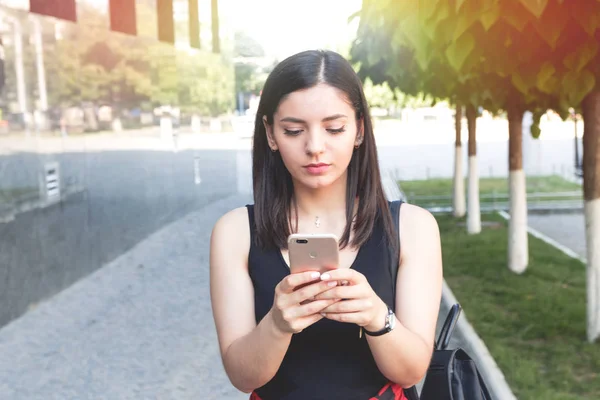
xmin=210 ymin=207 xmax=291 ymax=392
xmin=366 ymin=203 xmax=443 ymax=387
xmin=210 ymin=207 xmax=338 ymax=392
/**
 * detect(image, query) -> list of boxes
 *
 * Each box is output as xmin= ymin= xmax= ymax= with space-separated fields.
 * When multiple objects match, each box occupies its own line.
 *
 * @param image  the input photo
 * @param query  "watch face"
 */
xmin=387 ymin=308 xmax=396 ymax=330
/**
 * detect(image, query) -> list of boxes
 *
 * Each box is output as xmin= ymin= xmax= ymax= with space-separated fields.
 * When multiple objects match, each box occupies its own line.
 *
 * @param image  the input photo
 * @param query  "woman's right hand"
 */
xmin=270 ymin=271 xmax=339 ymax=335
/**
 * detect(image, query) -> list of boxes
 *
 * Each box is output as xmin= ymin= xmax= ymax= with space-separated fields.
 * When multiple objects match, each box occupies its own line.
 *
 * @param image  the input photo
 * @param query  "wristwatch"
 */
xmin=363 ymin=305 xmax=396 ymax=337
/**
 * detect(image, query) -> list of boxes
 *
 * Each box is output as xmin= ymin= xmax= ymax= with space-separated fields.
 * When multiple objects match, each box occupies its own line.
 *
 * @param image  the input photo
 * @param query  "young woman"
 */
xmin=210 ymin=50 xmax=443 ymax=400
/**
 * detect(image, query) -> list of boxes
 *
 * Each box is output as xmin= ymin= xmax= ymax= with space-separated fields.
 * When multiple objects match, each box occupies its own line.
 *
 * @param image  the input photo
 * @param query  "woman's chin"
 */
xmin=296 ymin=175 xmax=337 ymax=190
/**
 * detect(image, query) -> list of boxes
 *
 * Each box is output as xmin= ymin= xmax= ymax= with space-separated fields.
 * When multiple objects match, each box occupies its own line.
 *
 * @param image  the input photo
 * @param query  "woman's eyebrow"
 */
xmin=279 ymin=114 xmax=348 ymax=123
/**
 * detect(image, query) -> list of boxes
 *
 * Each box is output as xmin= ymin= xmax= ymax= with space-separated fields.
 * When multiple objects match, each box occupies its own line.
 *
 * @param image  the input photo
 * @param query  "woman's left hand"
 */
xmin=313 ymin=269 xmax=388 ymax=332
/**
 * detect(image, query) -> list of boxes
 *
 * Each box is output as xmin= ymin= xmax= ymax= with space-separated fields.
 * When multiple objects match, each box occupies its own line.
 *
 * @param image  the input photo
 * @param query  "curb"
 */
xmin=497 ymin=210 xmax=587 ymax=264
xmin=421 ymin=205 xmax=583 ymax=215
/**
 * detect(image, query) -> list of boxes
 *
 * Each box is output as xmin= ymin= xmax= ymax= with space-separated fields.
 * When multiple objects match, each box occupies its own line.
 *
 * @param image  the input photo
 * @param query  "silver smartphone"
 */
xmin=287 ymin=233 xmax=340 ymax=274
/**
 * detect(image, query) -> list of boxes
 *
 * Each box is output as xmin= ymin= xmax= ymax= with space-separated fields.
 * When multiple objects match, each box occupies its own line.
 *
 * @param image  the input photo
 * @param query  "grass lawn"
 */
xmin=437 ymin=213 xmax=599 ymax=399
xmin=399 ymin=175 xmax=582 ymax=209
xmin=400 ymin=175 xmax=580 ymax=196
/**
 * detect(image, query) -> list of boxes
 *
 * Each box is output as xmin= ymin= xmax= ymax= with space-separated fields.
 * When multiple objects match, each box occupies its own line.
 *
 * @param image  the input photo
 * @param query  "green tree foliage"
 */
xmin=351 ymin=0 xmax=600 ymax=132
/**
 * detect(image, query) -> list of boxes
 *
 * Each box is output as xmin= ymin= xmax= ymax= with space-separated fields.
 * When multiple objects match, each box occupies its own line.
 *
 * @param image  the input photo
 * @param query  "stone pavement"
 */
xmin=0 ymin=194 xmax=252 ymax=400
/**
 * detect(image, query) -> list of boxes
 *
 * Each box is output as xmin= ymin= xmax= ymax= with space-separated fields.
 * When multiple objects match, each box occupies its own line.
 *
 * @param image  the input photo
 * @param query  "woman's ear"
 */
xmin=354 ymin=118 xmax=365 ymax=147
xmin=263 ymin=115 xmax=278 ymax=152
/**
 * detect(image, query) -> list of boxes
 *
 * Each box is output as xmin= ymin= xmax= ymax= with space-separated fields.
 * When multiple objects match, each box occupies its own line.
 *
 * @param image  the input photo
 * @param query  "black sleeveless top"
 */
xmin=246 ymin=204 xmax=397 ymax=400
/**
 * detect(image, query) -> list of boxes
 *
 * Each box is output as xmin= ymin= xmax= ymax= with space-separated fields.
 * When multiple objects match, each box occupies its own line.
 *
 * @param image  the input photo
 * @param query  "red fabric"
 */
xmin=249 ymin=382 xmax=407 ymax=400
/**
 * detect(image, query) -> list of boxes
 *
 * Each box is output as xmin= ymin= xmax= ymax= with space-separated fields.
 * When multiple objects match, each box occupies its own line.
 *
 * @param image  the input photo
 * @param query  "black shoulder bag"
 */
xmin=388 ymin=200 xmax=493 ymax=400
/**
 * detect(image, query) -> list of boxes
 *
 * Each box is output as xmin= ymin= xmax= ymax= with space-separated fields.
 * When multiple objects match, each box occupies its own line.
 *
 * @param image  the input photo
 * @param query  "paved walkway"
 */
xmin=528 ymin=212 xmax=586 ymax=259
xmin=0 ymin=194 xmax=252 ymax=400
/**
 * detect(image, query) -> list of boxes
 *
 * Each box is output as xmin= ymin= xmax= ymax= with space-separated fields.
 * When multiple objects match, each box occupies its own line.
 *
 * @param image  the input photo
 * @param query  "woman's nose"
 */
xmin=305 ymin=131 xmax=325 ymax=155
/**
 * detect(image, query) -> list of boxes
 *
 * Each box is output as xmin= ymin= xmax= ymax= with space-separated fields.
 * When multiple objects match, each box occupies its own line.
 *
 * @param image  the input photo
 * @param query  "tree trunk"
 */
xmin=453 ymin=105 xmax=466 ymax=217
xmin=466 ymin=105 xmax=481 ymax=234
xmin=582 ymin=90 xmax=600 ymax=343
xmin=507 ymin=102 xmax=528 ymax=274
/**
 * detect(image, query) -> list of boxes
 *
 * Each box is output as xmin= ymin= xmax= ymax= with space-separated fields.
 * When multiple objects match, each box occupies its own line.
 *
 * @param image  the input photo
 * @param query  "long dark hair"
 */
xmin=252 ymin=49 xmax=396 ymax=253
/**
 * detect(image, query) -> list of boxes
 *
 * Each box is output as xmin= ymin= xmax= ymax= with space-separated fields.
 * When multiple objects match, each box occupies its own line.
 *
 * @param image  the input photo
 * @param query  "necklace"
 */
xmin=315 ymin=216 xmax=321 ymax=228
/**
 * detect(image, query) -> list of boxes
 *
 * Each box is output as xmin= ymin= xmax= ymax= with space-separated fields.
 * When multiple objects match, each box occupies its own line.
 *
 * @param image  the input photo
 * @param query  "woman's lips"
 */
xmin=304 ymin=163 xmax=330 ymax=175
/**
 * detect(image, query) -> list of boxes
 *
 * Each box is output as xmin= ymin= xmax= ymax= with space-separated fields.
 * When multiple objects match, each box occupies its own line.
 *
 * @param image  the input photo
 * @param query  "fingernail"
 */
xmin=320 ymin=312 xmax=326 ymax=317
xmin=311 ymin=272 xmax=320 ymax=279
xmin=327 ymin=281 xmax=337 ymax=287
xmin=321 ymin=273 xmax=331 ymax=280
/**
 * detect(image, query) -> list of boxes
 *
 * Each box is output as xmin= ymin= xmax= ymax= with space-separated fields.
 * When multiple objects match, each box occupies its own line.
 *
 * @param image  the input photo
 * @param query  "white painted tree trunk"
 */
xmin=507 ymin=105 xmax=528 ymax=274
xmin=467 ymin=155 xmax=481 ymax=234
xmin=508 ymin=170 xmax=528 ymax=273
xmin=585 ymin=199 xmax=600 ymax=342
xmin=582 ymin=90 xmax=600 ymax=343
xmin=453 ymin=145 xmax=466 ymax=217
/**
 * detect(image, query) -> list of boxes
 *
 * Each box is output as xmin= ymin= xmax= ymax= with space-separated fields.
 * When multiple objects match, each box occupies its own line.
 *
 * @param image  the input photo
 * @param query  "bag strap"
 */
xmin=389 ymin=200 xmax=402 ymax=299
xmin=436 ymin=303 xmax=462 ymax=351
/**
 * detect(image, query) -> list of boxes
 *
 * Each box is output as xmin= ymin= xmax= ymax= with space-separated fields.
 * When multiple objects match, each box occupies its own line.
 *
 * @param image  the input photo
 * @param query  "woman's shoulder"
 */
xmin=398 ymin=202 xmax=438 ymax=228
xmin=215 ymin=205 xmax=252 ymax=225
xmin=387 ymin=200 xmax=437 ymax=227
xmin=211 ymin=206 xmax=252 ymax=253
xmin=397 ymin=202 xmax=440 ymax=247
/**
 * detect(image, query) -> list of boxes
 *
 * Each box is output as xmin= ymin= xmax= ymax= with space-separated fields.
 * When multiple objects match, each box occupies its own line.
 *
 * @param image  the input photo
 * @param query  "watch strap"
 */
xmin=363 ymin=305 xmax=395 ymax=337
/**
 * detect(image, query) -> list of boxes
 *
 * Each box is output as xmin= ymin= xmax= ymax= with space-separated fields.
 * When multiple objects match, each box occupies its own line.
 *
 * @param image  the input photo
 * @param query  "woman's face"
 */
xmin=264 ymin=83 xmax=363 ymax=190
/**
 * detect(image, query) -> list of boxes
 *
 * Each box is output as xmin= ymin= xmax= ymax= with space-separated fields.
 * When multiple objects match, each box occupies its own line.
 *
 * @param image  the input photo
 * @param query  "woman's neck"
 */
xmin=292 ymin=175 xmax=355 ymax=234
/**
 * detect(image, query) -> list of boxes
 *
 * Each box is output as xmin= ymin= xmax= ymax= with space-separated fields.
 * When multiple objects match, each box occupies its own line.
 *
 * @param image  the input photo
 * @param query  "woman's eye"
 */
xmin=327 ymin=126 xmax=346 ymax=134
xmin=284 ymin=129 xmax=302 ymax=136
